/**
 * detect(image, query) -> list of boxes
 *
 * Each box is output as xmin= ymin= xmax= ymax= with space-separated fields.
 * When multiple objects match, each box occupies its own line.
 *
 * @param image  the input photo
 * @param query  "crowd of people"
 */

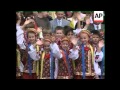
xmin=16 ymin=11 xmax=105 ymax=79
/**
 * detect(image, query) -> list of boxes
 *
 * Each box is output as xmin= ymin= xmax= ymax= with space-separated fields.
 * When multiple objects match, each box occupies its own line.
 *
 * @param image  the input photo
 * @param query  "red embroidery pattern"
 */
xmin=42 ymin=57 xmax=50 ymax=77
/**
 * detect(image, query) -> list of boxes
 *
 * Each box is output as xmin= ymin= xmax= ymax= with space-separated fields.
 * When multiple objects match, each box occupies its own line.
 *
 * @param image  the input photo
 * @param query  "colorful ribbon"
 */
xmin=81 ymin=44 xmax=85 ymax=79
xmin=28 ymin=44 xmax=32 ymax=75
xmin=40 ymin=51 xmax=45 ymax=79
xmin=50 ymin=51 xmax=54 ymax=79
xmin=89 ymin=45 xmax=94 ymax=66
xmin=64 ymin=50 xmax=71 ymax=76
xmin=100 ymin=46 xmax=105 ymax=79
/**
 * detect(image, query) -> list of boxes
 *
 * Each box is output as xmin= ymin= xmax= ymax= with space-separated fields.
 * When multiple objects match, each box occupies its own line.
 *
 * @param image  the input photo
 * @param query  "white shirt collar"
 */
xmin=57 ymin=19 xmax=62 ymax=26
xmin=93 ymin=23 xmax=101 ymax=30
xmin=57 ymin=19 xmax=62 ymax=22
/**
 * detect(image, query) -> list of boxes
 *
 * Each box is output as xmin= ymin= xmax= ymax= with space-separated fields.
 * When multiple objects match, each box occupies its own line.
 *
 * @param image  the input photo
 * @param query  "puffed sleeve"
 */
xmin=73 ymin=28 xmax=82 ymax=35
xmin=69 ymin=49 xmax=79 ymax=60
xmin=50 ymin=43 xmax=62 ymax=59
xmin=19 ymin=61 xmax=24 ymax=72
xmin=54 ymin=58 xmax=58 ymax=79
xmin=94 ymin=61 xmax=101 ymax=75
xmin=95 ymin=51 xmax=103 ymax=62
xmin=28 ymin=45 xmax=40 ymax=61
xmin=16 ymin=24 xmax=26 ymax=49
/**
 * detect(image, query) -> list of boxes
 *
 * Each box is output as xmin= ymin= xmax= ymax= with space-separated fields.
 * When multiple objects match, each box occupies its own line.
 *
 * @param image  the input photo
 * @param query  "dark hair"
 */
xmin=23 ymin=12 xmax=33 ymax=19
xmin=43 ymin=29 xmax=52 ymax=35
xmin=24 ymin=22 xmax=35 ymax=29
xmin=64 ymin=26 xmax=74 ymax=35
xmin=54 ymin=26 xmax=64 ymax=33
xmin=91 ymin=30 xmax=101 ymax=37
xmin=16 ymin=12 xmax=26 ymax=26
xmin=64 ymin=11 xmax=73 ymax=18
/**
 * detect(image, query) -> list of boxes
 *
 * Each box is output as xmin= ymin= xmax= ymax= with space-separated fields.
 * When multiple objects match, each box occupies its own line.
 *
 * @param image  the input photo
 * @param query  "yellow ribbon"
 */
xmin=16 ymin=49 xmax=21 ymax=68
xmin=36 ymin=60 xmax=39 ymax=77
xmin=89 ymin=45 xmax=94 ymax=65
xmin=72 ymin=61 xmax=75 ymax=70
xmin=40 ymin=51 xmax=45 ymax=79
xmin=16 ymin=49 xmax=21 ymax=76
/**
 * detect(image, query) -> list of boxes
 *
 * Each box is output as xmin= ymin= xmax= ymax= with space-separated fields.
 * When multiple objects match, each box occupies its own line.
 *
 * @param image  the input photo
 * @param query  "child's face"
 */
xmin=43 ymin=34 xmax=51 ymax=39
xmin=61 ymin=41 xmax=69 ymax=50
xmin=80 ymin=33 xmax=89 ymax=45
xmin=44 ymin=41 xmax=51 ymax=52
xmin=92 ymin=34 xmax=100 ymax=44
xmin=55 ymin=30 xmax=64 ymax=39
xmin=28 ymin=33 xmax=36 ymax=44
xmin=67 ymin=31 xmax=74 ymax=39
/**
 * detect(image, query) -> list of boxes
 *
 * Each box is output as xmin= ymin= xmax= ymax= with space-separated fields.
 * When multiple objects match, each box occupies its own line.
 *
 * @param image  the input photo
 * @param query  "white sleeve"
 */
xmin=19 ymin=61 xmax=24 ymax=72
xmin=50 ymin=43 xmax=62 ymax=59
xmin=94 ymin=61 xmax=101 ymax=75
xmin=16 ymin=24 xmax=26 ymax=50
xmin=90 ymin=16 xmax=93 ymax=24
xmin=54 ymin=58 xmax=58 ymax=79
xmin=69 ymin=49 xmax=79 ymax=60
xmin=73 ymin=28 xmax=82 ymax=35
xmin=28 ymin=45 xmax=40 ymax=61
xmin=95 ymin=51 xmax=103 ymax=62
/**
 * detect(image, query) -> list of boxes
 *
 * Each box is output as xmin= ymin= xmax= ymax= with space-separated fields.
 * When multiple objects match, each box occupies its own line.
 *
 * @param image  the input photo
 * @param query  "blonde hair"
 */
xmin=80 ymin=30 xmax=91 ymax=37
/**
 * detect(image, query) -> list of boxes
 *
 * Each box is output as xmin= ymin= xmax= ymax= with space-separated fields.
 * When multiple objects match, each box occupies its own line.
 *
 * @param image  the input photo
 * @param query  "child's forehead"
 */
xmin=56 ymin=29 xmax=63 ymax=32
xmin=68 ymin=31 xmax=73 ymax=34
xmin=28 ymin=32 xmax=36 ymax=36
xmin=80 ymin=33 xmax=89 ymax=36
xmin=43 ymin=33 xmax=50 ymax=35
xmin=44 ymin=41 xmax=51 ymax=45
xmin=92 ymin=34 xmax=99 ymax=37
xmin=62 ymin=40 xmax=69 ymax=43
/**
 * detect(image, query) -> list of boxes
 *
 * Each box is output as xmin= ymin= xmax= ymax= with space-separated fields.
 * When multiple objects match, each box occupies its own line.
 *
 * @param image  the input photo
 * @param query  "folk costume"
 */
xmin=56 ymin=37 xmax=79 ymax=79
xmin=73 ymin=30 xmax=95 ymax=79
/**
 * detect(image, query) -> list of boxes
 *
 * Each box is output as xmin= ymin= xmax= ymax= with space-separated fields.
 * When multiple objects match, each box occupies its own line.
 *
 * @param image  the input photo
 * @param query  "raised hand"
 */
xmin=70 ymin=37 xmax=79 ymax=46
xmin=86 ymin=18 xmax=90 ymax=25
xmin=36 ymin=27 xmax=42 ymax=33
xmin=24 ymin=19 xmax=34 ymax=25
xmin=36 ymin=39 xmax=43 ymax=46
xmin=98 ymin=40 xmax=104 ymax=49
xmin=76 ymin=14 xmax=81 ymax=21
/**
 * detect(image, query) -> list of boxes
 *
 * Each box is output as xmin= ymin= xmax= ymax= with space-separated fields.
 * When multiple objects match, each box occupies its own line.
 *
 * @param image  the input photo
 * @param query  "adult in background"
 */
xmin=34 ymin=11 xmax=51 ymax=30
xmin=87 ymin=14 xmax=105 ymax=32
xmin=50 ymin=11 xmax=70 ymax=32
xmin=42 ymin=11 xmax=53 ymax=21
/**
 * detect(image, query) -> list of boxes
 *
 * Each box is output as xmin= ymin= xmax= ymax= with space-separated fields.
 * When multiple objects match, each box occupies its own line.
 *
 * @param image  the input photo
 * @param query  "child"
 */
xmin=39 ymin=38 xmax=61 ymax=79
xmin=16 ymin=44 xmax=24 ymax=79
xmin=56 ymin=37 xmax=79 ymax=79
xmin=54 ymin=26 xmax=65 ymax=47
xmin=64 ymin=26 xmax=74 ymax=39
xmin=73 ymin=30 xmax=95 ymax=79
xmin=91 ymin=30 xmax=104 ymax=79
xmin=64 ymin=26 xmax=75 ymax=49
xmin=99 ymin=29 xmax=104 ymax=39
xmin=16 ymin=18 xmax=34 ymax=79
xmin=21 ymin=28 xmax=41 ymax=79
xmin=42 ymin=29 xmax=52 ymax=39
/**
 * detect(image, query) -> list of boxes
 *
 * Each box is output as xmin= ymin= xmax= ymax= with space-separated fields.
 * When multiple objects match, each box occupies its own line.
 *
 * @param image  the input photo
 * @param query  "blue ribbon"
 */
xmin=50 ymin=51 xmax=54 ymax=79
xmin=28 ymin=44 xmax=32 ymax=76
xmin=64 ymin=50 xmax=71 ymax=76
xmin=100 ymin=46 xmax=105 ymax=79
xmin=81 ymin=44 xmax=86 ymax=79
